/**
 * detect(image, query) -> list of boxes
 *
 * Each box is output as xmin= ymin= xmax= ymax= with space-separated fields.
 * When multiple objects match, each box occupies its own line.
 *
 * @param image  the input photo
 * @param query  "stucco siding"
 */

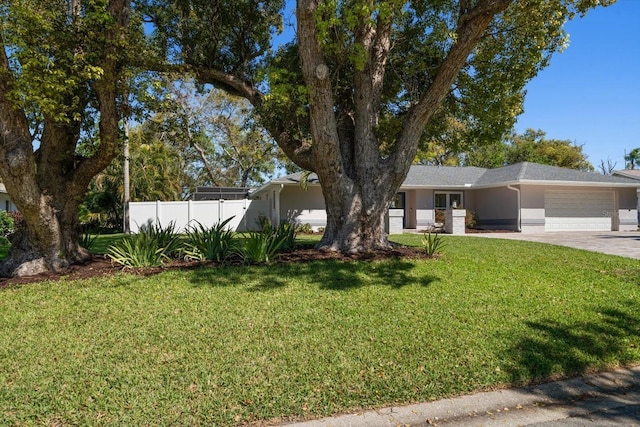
xmin=0 ymin=194 xmax=16 ymax=212
xmin=473 ymin=187 xmax=518 ymax=230
xmin=618 ymin=187 xmax=638 ymax=230
xmin=279 ymin=185 xmax=327 ymax=227
xmin=414 ymin=189 xmax=434 ymax=227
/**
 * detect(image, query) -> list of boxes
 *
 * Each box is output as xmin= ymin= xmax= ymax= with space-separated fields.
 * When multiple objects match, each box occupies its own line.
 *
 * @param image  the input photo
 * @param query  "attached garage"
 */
xmin=544 ymin=190 xmax=614 ymax=231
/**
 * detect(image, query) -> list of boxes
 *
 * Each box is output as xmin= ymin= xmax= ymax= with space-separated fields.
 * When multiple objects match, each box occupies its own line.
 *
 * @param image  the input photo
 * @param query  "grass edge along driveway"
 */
xmin=1 ymin=235 xmax=639 ymax=426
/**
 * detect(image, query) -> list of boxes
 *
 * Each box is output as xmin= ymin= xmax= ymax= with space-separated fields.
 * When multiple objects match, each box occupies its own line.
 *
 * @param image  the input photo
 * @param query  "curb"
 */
xmin=282 ymin=366 xmax=640 ymax=426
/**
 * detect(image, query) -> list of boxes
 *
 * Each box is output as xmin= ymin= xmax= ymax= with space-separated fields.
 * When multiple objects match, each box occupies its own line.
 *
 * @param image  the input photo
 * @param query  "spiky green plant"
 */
xmin=183 ymin=217 xmax=238 ymax=262
xmin=107 ymin=233 xmax=169 ymax=268
xmin=107 ymin=221 xmax=180 ymax=267
xmin=138 ymin=220 xmax=182 ymax=258
xmin=80 ymin=232 xmax=98 ymax=251
xmin=272 ymin=222 xmax=297 ymax=251
xmin=239 ymin=229 xmax=288 ymax=264
xmin=421 ymin=231 xmax=446 ymax=257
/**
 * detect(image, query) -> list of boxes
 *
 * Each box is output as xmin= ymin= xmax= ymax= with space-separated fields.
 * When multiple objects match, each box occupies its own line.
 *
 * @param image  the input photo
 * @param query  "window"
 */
xmin=434 ymin=192 xmax=463 ymax=209
xmin=390 ymin=192 xmax=405 ymax=209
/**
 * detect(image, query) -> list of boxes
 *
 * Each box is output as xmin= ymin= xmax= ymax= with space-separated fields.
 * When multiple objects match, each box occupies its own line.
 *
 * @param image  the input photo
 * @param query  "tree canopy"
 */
xmin=463 ymin=129 xmax=594 ymax=171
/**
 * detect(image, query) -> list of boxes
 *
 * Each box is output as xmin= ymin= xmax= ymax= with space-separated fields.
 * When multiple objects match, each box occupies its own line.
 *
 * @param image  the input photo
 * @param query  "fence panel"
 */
xmin=129 ymin=199 xmax=269 ymax=233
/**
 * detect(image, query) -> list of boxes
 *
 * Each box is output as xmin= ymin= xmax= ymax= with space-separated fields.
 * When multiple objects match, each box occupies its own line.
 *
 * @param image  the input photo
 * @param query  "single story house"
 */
xmin=251 ymin=162 xmax=640 ymax=233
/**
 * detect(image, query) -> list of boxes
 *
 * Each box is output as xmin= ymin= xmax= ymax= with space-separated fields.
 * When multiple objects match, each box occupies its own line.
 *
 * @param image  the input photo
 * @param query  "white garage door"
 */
xmin=545 ymin=191 xmax=614 ymax=231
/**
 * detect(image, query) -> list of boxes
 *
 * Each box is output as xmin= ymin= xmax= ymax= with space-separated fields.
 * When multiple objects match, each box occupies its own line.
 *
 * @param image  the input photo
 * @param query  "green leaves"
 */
xmin=0 ymin=0 xmax=136 ymax=122
xmin=421 ymin=231 xmax=446 ymax=257
xmin=183 ymin=218 xmax=238 ymax=262
xmin=107 ymin=221 xmax=180 ymax=268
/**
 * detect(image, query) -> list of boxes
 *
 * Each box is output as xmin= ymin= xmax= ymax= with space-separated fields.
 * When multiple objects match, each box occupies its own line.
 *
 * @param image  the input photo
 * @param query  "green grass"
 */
xmin=1 ymin=235 xmax=639 ymax=425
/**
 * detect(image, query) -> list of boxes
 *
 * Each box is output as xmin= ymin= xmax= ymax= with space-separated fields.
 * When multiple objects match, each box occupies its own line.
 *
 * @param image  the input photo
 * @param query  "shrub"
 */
xmin=107 ymin=221 xmax=180 ymax=267
xmin=296 ymin=223 xmax=313 ymax=234
xmin=138 ymin=221 xmax=182 ymax=259
xmin=7 ymin=211 xmax=23 ymax=231
xmin=107 ymin=233 xmax=170 ymax=268
xmin=0 ymin=211 xmax=15 ymax=237
xmin=255 ymin=214 xmax=272 ymax=232
xmin=273 ymin=222 xmax=297 ymax=251
xmin=183 ymin=218 xmax=238 ymax=262
xmin=239 ymin=230 xmax=288 ymax=264
xmin=421 ymin=231 xmax=446 ymax=257
xmin=80 ymin=232 xmax=98 ymax=251
xmin=465 ymin=210 xmax=478 ymax=229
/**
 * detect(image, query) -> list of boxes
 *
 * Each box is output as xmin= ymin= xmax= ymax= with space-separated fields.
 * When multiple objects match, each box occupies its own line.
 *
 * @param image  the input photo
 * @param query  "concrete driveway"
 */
xmin=474 ymin=231 xmax=640 ymax=260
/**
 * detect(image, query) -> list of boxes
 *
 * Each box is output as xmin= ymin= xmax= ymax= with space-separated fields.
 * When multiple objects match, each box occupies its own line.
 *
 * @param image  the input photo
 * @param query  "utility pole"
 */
xmin=123 ymin=120 xmax=131 ymax=233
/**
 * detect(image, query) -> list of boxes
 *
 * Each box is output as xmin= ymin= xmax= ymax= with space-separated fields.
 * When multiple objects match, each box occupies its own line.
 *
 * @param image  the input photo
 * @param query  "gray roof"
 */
xmin=613 ymin=169 xmax=640 ymax=180
xmin=475 ymin=162 xmax=639 ymax=187
xmin=268 ymin=172 xmax=320 ymax=185
xmin=257 ymin=162 xmax=640 ymax=193
xmin=402 ymin=165 xmax=486 ymax=187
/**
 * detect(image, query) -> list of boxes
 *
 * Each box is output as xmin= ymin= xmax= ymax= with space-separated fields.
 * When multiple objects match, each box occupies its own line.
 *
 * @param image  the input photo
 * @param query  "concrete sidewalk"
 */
xmin=282 ymin=366 xmax=640 ymax=427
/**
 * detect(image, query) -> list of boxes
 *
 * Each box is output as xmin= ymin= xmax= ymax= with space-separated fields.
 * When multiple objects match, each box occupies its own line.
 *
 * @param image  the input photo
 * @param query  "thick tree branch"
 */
xmin=144 ymin=61 xmax=316 ymax=171
xmin=73 ymin=0 xmax=131 ymax=192
xmin=297 ymin=0 xmax=342 ymax=177
xmin=352 ymin=3 xmax=394 ymax=177
xmin=390 ymin=0 xmax=513 ymax=185
xmin=0 ymin=36 xmax=40 ymax=211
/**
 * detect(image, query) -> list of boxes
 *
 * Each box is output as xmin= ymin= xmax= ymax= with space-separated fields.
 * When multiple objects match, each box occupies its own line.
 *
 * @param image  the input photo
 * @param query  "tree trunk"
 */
xmin=1 ymin=194 xmax=90 ymax=277
xmin=317 ymin=175 xmax=394 ymax=252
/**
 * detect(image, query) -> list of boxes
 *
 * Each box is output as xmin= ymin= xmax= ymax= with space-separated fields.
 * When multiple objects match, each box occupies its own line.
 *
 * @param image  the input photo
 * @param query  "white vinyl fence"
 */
xmin=129 ymin=199 xmax=269 ymax=233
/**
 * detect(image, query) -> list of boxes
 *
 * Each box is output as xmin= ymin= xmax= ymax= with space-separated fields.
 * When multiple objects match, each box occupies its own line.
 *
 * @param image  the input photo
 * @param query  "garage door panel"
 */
xmin=545 ymin=191 xmax=613 ymax=231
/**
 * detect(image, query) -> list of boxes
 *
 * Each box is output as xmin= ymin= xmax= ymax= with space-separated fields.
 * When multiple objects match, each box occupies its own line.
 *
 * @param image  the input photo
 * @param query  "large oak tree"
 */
xmin=149 ymin=0 xmax=611 ymax=252
xmin=0 ymin=0 xmax=140 ymax=276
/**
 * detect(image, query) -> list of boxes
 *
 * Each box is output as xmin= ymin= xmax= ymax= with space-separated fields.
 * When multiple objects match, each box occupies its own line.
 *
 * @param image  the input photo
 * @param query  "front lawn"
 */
xmin=1 ymin=235 xmax=639 ymax=425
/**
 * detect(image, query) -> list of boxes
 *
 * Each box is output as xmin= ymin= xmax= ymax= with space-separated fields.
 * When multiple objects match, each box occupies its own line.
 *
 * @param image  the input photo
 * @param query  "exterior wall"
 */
xmin=279 ymin=185 xmax=327 ymax=229
xmin=253 ymin=182 xmax=638 ymax=234
xmin=520 ymin=185 xmax=545 ymax=233
xmin=0 ymin=193 xmax=16 ymax=212
xmin=404 ymin=189 xmax=476 ymax=230
xmin=520 ymin=185 xmax=638 ymax=233
xmin=473 ymin=187 xmax=519 ymax=231
xmin=617 ymin=187 xmax=638 ymax=231
xmin=414 ymin=189 xmax=434 ymax=228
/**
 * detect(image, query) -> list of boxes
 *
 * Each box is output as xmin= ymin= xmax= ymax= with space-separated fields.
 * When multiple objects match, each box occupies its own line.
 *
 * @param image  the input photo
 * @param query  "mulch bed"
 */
xmin=0 ymin=246 xmax=429 ymax=288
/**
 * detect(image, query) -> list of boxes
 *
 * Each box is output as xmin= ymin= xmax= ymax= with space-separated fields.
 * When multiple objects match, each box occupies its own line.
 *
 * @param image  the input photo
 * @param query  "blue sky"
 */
xmin=514 ymin=1 xmax=640 ymax=170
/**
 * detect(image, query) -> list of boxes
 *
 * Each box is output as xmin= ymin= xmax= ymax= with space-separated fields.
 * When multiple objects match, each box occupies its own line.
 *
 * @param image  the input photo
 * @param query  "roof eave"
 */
xmin=472 ymin=180 xmax=640 ymax=189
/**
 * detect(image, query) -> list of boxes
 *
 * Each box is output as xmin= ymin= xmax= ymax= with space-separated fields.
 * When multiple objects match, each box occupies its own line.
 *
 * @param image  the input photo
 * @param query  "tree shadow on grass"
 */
xmin=187 ymin=257 xmax=439 ymax=292
xmin=504 ymin=301 xmax=640 ymax=385
xmin=499 ymin=302 xmax=640 ymax=425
